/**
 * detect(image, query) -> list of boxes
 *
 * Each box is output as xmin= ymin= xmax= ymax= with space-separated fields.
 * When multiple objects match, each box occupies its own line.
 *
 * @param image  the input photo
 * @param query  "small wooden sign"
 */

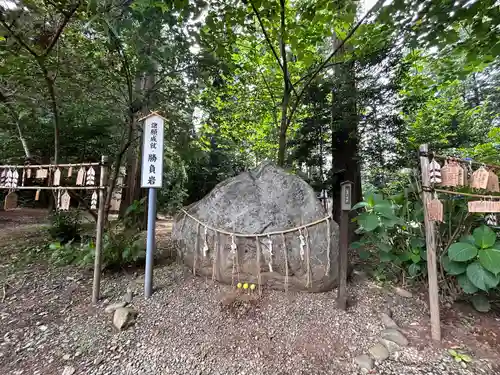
xmin=53 ymin=168 xmax=61 ymax=186
xmin=67 ymin=166 xmax=73 ymax=177
xmin=427 ymin=198 xmax=444 ymax=222
xmin=487 ymin=171 xmax=499 ymax=192
xmin=341 ymin=181 xmax=353 ymax=211
xmin=76 ymin=167 xmax=85 ymax=186
xmin=457 ymin=164 xmax=467 ymax=186
xmin=441 ymin=161 xmax=460 ymax=187
xmin=468 ymin=201 xmax=500 ymax=213
xmin=26 ymin=168 xmax=31 ymax=179
xmin=3 ymin=192 xmax=18 ymax=210
xmin=60 ymin=191 xmax=71 ymax=210
xmin=35 ymin=189 xmax=40 ymax=201
xmin=471 ymin=167 xmax=489 ymax=190
xmin=35 ymin=168 xmax=48 ymax=179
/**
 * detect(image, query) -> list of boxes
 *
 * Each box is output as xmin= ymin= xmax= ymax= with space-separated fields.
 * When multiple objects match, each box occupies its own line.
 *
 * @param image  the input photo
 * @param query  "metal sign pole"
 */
xmin=145 ymin=187 xmax=157 ymax=298
xmin=139 ymin=112 xmax=165 ymax=299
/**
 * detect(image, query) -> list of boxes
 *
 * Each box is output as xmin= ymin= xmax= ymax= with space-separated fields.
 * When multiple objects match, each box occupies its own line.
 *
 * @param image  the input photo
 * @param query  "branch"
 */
xmin=249 ymin=0 xmax=297 ymax=97
xmin=287 ymin=0 xmax=385 ymax=127
xmin=0 ymin=15 xmax=41 ymax=59
xmin=43 ymin=1 xmax=81 ymax=57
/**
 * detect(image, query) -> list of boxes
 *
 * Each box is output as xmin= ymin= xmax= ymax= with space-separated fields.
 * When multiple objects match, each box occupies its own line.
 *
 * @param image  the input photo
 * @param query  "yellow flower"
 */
xmin=250 ymin=284 xmax=256 ymax=291
xmin=243 ymin=283 xmax=249 ymax=289
xmin=237 ymin=282 xmax=242 ymax=289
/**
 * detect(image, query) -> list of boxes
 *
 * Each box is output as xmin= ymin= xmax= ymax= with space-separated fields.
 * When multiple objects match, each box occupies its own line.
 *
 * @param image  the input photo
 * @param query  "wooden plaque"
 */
xmin=457 ymin=164 xmax=467 ymax=186
xmin=427 ymin=199 xmax=443 ymax=222
xmin=3 ymin=192 xmax=18 ymax=210
xmin=487 ymin=171 xmax=499 ymax=192
xmin=471 ymin=167 xmax=489 ymax=190
xmin=76 ymin=167 xmax=85 ymax=186
xmin=468 ymin=201 xmax=500 ymax=213
xmin=53 ymin=168 xmax=61 ymax=186
xmin=441 ymin=162 xmax=460 ymax=187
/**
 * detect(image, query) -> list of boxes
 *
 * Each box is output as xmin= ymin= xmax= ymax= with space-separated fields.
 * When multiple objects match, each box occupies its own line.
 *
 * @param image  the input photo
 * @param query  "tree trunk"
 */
xmin=330 ymin=36 xmax=361 ymax=232
xmin=277 ymin=0 xmax=289 ymax=167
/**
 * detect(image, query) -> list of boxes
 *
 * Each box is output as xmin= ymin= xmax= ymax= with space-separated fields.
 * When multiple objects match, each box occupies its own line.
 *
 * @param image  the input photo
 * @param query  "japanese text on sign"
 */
xmin=141 ymin=115 xmax=164 ymax=188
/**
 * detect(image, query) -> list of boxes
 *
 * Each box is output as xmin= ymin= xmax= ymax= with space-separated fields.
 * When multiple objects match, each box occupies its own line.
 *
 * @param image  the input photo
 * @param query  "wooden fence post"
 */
xmin=92 ymin=155 xmax=108 ymax=304
xmin=337 ymin=180 xmax=352 ymax=310
xmin=419 ymin=144 xmax=441 ymax=341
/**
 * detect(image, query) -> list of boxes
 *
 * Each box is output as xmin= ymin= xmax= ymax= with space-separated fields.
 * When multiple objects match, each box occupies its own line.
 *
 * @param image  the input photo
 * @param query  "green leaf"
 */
xmin=411 ymin=253 xmax=421 ymax=263
xmin=457 ymin=274 xmax=479 ymax=294
xmin=410 ymin=237 xmax=425 ymax=248
xmin=473 ymin=225 xmax=496 ymax=249
xmin=471 ymin=294 xmax=490 ymax=313
xmin=49 ymin=242 xmax=61 ymax=250
xmin=460 ymin=354 xmax=473 ymax=363
xmin=350 ymin=241 xmax=363 ymax=249
xmin=399 ymin=252 xmax=411 ymax=262
xmin=459 ymin=235 xmax=476 ymax=245
xmin=442 ymin=255 xmax=467 ymax=275
xmin=448 ymin=349 xmax=458 ymax=357
xmin=478 ymin=248 xmax=500 ymax=275
xmin=448 ymin=242 xmax=478 ymax=262
xmin=352 ymin=201 xmax=370 ymax=210
xmin=377 ymin=242 xmax=392 ymax=253
xmin=359 ymin=250 xmax=371 ymax=260
xmin=380 ymin=252 xmax=392 ymax=262
xmin=466 ymin=261 xmax=500 ymax=291
xmin=408 ymin=263 xmax=420 ymax=277
xmin=357 ymin=213 xmax=379 ymax=232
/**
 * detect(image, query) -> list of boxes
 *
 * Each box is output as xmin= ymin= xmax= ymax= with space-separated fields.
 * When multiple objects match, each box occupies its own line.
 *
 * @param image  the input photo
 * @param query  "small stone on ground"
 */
xmin=381 ymin=328 xmax=409 ymax=347
xmin=378 ymin=337 xmax=401 ymax=353
xmin=113 ymin=307 xmax=137 ymax=330
xmin=61 ymin=366 xmax=75 ymax=375
xmin=394 ymin=287 xmax=413 ymax=298
xmin=354 ymin=354 xmax=374 ymax=370
xmin=381 ymin=312 xmax=399 ymax=329
xmin=104 ymin=301 xmax=127 ymax=314
xmin=369 ymin=342 xmax=390 ymax=361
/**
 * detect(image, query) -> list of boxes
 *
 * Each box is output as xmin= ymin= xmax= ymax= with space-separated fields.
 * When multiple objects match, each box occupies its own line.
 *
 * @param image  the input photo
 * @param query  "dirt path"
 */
xmin=0 ymin=211 xmax=498 ymax=375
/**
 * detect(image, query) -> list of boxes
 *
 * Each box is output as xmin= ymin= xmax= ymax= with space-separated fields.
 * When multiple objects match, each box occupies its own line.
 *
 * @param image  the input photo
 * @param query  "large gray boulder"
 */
xmin=171 ymin=161 xmax=340 ymax=292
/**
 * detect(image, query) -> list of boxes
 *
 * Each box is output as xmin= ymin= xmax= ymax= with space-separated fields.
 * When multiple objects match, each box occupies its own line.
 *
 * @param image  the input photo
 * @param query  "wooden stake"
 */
xmin=92 ymin=156 xmax=108 ymax=304
xmin=337 ymin=181 xmax=352 ymax=310
xmin=256 ymin=236 xmax=262 ymax=296
xmin=193 ymin=222 xmax=200 ymax=276
xmin=419 ymin=144 xmax=441 ymax=341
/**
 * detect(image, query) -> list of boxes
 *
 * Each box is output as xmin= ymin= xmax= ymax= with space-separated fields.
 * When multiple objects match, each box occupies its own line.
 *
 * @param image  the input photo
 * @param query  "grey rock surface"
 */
xmin=381 ymin=312 xmax=399 ymax=329
xmin=354 ymin=354 xmax=374 ymax=370
xmin=381 ymin=328 xmax=409 ymax=347
xmin=113 ymin=307 xmax=137 ymax=331
xmin=172 ymin=161 xmax=340 ymax=292
xmin=378 ymin=337 xmax=401 ymax=353
xmin=369 ymin=342 xmax=390 ymax=361
xmin=104 ymin=301 xmax=127 ymax=314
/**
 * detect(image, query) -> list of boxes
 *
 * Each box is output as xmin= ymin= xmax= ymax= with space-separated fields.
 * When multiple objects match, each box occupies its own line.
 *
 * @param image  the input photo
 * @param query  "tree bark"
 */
xmin=277 ymin=0 xmax=289 ymax=167
xmin=330 ymin=35 xmax=361 ymax=230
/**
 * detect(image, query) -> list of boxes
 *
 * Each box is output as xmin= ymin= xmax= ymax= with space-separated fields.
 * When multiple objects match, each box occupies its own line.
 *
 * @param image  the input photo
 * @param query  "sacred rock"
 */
xmin=172 ymin=161 xmax=340 ymax=292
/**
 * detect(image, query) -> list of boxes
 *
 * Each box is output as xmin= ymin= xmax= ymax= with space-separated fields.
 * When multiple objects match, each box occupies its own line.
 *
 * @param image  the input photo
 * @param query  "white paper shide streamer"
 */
xmin=266 ymin=236 xmax=273 ymax=272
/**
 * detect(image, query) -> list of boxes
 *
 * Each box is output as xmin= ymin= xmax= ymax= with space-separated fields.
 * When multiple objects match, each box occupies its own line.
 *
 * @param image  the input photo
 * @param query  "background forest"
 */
xmin=1 ymin=0 xmax=500 ymax=310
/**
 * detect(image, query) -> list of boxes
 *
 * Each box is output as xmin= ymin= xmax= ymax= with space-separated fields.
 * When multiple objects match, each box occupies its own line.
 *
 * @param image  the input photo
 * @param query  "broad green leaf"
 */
xmin=473 ymin=226 xmax=496 ymax=249
xmin=350 ymin=241 xmax=363 ymax=249
xmin=357 ymin=213 xmax=379 ymax=232
xmin=377 ymin=242 xmax=392 ymax=253
xmin=399 ymin=252 xmax=411 ymax=262
xmin=359 ymin=250 xmax=371 ymax=260
xmin=466 ymin=261 xmax=500 ymax=291
xmin=411 ymin=253 xmax=421 ymax=263
xmin=351 ymin=201 xmax=370 ymax=210
xmin=408 ymin=263 xmax=420 ymax=277
xmin=460 ymin=354 xmax=473 ymax=363
xmin=459 ymin=235 xmax=475 ymax=245
xmin=448 ymin=242 xmax=478 ymax=262
xmin=442 ymin=255 xmax=467 ymax=275
xmin=471 ymin=294 xmax=490 ymax=313
xmin=457 ymin=274 xmax=479 ymax=294
xmin=380 ymin=252 xmax=392 ymax=262
xmin=478 ymin=248 xmax=500 ymax=275
xmin=448 ymin=349 xmax=458 ymax=357
xmin=410 ymin=237 xmax=425 ymax=248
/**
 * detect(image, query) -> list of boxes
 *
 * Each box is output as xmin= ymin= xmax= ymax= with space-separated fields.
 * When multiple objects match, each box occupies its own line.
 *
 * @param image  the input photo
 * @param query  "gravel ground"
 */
xmin=1 ymin=262 xmax=498 ymax=375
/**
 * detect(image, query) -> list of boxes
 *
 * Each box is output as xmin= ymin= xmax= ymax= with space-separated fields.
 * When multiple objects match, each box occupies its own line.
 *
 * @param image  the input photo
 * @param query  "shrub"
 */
xmin=48 ymin=210 xmax=82 ymax=244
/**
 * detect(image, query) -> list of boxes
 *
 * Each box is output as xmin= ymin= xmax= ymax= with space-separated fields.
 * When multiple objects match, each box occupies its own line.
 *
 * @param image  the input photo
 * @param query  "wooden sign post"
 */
xmin=419 ymin=144 xmax=441 ymax=341
xmin=337 ymin=181 xmax=352 ymax=310
xmin=140 ymin=112 xmax=165 ymax=298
